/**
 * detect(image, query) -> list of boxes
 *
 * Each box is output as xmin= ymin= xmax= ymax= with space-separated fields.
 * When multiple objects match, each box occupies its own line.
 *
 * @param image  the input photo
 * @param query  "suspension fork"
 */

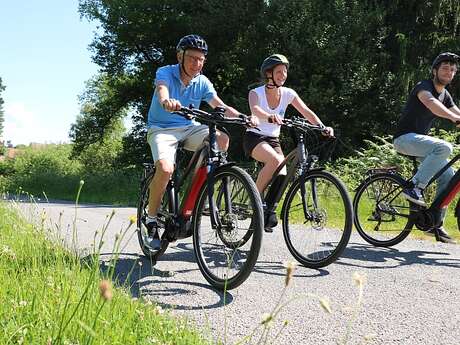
xmin=297 ymin=133 xmax=316 ymax=220
xmin=206 ymin=123 xmax=221 ymax=228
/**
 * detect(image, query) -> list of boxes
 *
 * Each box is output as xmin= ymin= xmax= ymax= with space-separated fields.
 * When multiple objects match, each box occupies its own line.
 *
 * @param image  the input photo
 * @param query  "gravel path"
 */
xmin=16 ymin=201 xmax=460 ymax=345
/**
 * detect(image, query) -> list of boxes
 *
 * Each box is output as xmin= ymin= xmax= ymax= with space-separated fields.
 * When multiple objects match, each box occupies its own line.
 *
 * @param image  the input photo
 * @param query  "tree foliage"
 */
xmin=73 ymin=0 xmax=460 ymax=163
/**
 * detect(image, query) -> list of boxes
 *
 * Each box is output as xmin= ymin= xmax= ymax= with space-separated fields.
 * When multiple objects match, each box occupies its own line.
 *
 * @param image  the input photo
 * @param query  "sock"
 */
xmin=146 ymin=215 xmax=157 ymax=224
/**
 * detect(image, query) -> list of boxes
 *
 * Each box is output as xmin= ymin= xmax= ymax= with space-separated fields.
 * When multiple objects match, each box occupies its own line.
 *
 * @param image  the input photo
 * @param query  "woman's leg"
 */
xmin=251 ymin=142 xmax=285 ymax=194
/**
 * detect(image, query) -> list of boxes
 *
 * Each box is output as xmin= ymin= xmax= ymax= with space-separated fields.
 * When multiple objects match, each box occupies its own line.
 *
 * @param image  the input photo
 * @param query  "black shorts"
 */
xmin=243 ymin=131 xmax=282 ymax=157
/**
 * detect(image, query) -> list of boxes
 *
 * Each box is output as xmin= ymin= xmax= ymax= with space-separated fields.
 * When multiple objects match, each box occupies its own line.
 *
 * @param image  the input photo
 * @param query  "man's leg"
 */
xmin=394 ymin=133 xmax=452 ymax=206
xmin=148 ymin=159 xmax=174 ymax=217
xmin=146 ymin=128 xmax=179 ymax=249
xmin=394 ymin=133 xmax=452 ymax=188
xmin=394 ymin=133 xmax=455 ymax=242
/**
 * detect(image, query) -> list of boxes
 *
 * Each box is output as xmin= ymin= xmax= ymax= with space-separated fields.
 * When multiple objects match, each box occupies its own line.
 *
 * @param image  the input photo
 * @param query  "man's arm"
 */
xmin=417 ymin=90 xmax=460 ymax=123
xmin=208 ymin=95 xmax=240 ymax=117
xmin=156 ymin=82 xmax=181 ymax=111
xmin=208 ymin=94 xmax=259 ymax=126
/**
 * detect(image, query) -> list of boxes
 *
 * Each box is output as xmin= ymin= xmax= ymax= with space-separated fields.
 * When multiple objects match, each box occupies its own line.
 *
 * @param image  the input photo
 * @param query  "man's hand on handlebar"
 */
xmin=161 ymin=98 xmax=182 ymax=112
xmin=248 ymin=115 xmax=259 ymax=127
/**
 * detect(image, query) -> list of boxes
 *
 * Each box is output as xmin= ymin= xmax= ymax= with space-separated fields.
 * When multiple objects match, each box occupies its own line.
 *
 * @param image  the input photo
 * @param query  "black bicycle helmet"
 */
xmin=260 ymin=54 xmax=289 ymax=79
xmin=176 ymin=34 xmax=208 ymax=55
xmin=431 ymin=52 xmax=460 ymax=70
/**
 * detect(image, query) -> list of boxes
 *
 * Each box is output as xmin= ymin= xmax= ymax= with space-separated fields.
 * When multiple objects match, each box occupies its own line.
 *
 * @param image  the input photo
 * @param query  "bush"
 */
xmin=0 ymin=144 xmax=140 ymax=205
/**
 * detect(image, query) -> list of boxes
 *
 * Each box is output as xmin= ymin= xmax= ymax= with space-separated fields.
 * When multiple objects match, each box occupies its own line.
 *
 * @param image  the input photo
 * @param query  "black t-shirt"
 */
xmin=394 ymin=79 xmax=455 ymax=139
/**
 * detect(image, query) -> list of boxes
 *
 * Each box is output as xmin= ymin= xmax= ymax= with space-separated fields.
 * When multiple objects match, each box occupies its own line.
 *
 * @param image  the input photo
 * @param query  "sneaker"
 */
xmin=424 ymin=228 xmax=456 ymax=244
xmin=402 ymin=187 xmax=426 ymax=207
xmin=145 ymin=218 xmax=162 ymax=250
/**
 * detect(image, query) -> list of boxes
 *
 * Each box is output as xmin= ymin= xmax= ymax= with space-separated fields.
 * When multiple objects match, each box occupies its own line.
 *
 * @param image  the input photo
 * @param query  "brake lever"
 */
xmin=239 ymin=114 xmax=261 ymax=130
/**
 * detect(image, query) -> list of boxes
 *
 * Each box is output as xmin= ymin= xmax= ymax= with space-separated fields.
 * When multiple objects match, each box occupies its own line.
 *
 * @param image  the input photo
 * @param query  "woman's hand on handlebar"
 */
xmin=322 ymin=126 xmax=334 ymax=137
xmin=269 ymin=114 xmax=284 ymax=125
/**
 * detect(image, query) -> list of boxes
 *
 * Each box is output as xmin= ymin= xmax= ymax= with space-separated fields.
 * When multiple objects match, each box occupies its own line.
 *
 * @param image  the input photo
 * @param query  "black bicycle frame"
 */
xmin=430 ymin=154 xmax=460 ymax=210
xmin=265 ymin=132 xmax=320 ymax=219
xmin=163 ymin=121 xmax=227 ymax=234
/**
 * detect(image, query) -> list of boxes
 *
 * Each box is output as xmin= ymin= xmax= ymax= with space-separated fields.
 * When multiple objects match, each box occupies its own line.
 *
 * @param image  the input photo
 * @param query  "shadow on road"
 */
xmin=253 ymin=260 xmax=330 ymax=278
xmin=82 ymin=244 xmax=234 ymax=310
xmin=337 ymin=242 xmax=460 ymax=269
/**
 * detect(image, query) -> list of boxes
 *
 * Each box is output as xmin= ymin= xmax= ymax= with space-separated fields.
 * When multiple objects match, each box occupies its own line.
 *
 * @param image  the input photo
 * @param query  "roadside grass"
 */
xmin=0 ymin=201 xmax=211 ymax=345
xmin=4 ymin=170 xmax=139 ymax=206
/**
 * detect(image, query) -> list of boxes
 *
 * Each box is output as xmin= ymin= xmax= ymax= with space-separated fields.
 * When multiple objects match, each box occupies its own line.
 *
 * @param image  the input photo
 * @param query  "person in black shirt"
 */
xmin=393 ymin=52 xmax=460 ymax=243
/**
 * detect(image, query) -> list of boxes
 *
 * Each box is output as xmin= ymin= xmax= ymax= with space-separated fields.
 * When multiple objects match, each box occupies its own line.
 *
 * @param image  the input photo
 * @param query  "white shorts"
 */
xmin=147 ymin=125 xmax=209 ymax=163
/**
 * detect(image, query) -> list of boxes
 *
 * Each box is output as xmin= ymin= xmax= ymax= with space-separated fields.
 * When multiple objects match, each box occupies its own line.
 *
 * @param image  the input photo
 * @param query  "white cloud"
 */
xmin=3 ymin=102 xmax=70 ymax=146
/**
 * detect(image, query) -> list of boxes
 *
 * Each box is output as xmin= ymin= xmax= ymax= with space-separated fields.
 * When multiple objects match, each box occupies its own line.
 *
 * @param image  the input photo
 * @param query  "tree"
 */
xmin=0 ymin=77 xmax=5 ymax=138
xmin=74 ymin=0 xmax=460 ymax=163
xmin=74 ymin=0 xmax=267 ymax=163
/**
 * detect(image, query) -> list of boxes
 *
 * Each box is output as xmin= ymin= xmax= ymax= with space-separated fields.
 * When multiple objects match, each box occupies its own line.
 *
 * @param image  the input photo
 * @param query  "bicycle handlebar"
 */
xmin=173 ymin=106 xmax=255 ymax=128
xmin=269 ymin=116 xmax=334 ymax=137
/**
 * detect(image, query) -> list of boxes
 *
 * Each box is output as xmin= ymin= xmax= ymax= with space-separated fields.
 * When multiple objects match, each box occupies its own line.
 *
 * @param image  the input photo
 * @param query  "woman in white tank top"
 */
xmin=242 ymin=54 xmax=334 ymax=231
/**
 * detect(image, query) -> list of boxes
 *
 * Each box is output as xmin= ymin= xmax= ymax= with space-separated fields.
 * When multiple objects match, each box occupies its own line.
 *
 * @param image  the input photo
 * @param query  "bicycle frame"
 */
xmin=153 ymin=114 xmax=237 ymax=239
xmin=373 ymin=152 xmax=460 ymax=228
xmin=264 ymin=121 xmax=328 ymax=220
xmin=425 ymin=153 xmax=460 ymax=210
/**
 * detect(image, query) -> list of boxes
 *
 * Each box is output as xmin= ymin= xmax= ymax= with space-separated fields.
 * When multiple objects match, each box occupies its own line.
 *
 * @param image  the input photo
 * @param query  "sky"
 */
xmin=0 ymin=1 xmax=100 ymax=146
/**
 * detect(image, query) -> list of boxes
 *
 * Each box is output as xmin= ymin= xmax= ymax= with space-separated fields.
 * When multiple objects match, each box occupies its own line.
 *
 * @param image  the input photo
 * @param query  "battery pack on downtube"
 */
xmin=181 ymin=166 xmax=208 ymax=218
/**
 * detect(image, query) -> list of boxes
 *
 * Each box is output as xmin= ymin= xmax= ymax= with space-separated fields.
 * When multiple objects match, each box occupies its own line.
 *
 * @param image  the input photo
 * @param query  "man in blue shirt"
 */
xmin=145 ymin=34 xmax=258 ymax=249
xmin=393 ymin=52 xmax=460 ymax=243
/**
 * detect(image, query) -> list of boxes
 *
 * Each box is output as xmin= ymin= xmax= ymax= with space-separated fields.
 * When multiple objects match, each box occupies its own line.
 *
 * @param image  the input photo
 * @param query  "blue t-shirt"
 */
xmin=147 ymin=64 xmax=217 ymax=128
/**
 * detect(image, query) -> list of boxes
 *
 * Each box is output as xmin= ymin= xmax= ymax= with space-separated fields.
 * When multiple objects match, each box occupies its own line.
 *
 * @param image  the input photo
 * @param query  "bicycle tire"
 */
xmin=137 ymin=171 xmax=169 ymax=262
xmin=282 ymin=170 xmax=352 ymax=268
xmin=353 ymin=172 xmax=412 ymax=247
xmin=192 ymin=165 xmax=263 ymax=290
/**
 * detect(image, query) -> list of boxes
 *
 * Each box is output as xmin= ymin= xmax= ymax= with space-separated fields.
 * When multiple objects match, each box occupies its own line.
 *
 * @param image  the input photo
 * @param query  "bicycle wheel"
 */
xmin=193 ymin=165 xmax=263 ymax=290
xmin=353 ymin=172 xmax=412 ymax=247
xmin=282 ymin=170 xmax=352 ymax=268
xmin=214 ymin=182 xmax=254 ymax=248
xmin=137 ymin=172 xmax=170 ymax=261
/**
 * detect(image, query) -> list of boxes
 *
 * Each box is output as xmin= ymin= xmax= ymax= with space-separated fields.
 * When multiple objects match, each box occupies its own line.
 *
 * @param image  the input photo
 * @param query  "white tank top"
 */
xmin=247 ymin=85 xmax=297 ymax=137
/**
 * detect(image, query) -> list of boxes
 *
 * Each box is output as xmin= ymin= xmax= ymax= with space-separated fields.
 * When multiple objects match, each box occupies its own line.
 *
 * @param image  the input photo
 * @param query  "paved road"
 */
xmin=16 ymin=201 xmax=460 ymax=345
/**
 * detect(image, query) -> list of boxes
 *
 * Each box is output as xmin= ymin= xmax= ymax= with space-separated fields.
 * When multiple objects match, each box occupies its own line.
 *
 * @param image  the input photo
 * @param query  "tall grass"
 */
xmin=0 ymin=201 xmax=210 ymax=345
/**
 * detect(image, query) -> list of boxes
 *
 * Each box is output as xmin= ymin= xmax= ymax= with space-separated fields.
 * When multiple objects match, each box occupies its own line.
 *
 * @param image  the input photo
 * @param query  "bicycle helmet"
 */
xmin=260 ymin=54 xmax=289 ymax=79
xmin=176 ymin=34 xmax=208 ymax=55
xmin=431 ymin=52 xmax=460 ymax=70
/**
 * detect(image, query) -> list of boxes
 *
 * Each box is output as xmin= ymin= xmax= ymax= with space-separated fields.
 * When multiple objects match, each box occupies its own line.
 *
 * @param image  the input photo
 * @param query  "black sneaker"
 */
xmin=145 ymin=218 xmax=162 ymax=250
xmin=425 ymin=228 xmax=455 ymax=244
xmin=402 ymin=187 xmax=426 ymax=207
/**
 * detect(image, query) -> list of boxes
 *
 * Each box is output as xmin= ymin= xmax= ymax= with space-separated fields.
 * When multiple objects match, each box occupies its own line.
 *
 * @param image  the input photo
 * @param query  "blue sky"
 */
xmin=0 ymin=1 xmax=99 ymax=145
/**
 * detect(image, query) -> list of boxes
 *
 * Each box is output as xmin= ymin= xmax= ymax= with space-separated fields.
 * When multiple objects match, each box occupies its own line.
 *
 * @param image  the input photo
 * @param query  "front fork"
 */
xmin=299 ymin=157 xmax=319 ymax=221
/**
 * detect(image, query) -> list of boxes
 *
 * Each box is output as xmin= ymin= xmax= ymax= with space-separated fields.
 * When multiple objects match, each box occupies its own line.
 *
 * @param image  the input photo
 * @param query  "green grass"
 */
xmin=0 ymin=201 xmax=211 ymax=345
